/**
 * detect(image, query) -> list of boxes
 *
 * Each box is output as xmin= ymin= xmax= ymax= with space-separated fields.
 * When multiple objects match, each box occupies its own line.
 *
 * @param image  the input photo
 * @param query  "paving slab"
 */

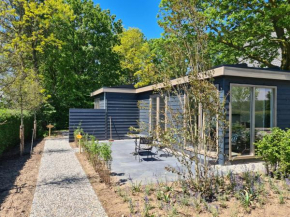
xmin=30 ymin=138 xmax=107 ymax=217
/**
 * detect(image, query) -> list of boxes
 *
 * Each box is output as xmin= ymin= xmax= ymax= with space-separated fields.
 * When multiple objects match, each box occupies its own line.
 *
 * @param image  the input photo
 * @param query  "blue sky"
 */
xmin=93 ymin=0 xmax=163 ymax=39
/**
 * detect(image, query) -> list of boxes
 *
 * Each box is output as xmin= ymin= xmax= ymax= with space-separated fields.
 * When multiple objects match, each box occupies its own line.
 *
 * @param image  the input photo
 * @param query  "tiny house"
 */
xmin=70 ymin=65 xmax=290 ymax=164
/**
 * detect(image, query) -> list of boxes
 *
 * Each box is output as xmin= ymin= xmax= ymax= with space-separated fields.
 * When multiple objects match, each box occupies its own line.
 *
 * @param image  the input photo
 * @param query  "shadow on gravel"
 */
xmin=45 ymin=149 xmax=71 ymax=154
xmin=0 ymin=139 xmax=43 ymax=206
xmin=40 ymin=176 xmax=87 ymax=188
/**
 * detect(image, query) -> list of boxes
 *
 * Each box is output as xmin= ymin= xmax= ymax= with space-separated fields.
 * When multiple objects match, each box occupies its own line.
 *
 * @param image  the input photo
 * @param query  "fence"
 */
xmin=69 ymin=109 xmax=107 ymax=142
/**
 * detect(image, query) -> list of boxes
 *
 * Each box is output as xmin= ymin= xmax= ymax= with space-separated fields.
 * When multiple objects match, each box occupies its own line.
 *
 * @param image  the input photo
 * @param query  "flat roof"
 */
xmin=91 ymin=66 xmax=290 ymax=97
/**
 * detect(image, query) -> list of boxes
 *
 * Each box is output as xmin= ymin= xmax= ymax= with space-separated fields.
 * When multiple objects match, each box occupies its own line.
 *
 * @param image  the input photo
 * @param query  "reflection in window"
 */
xmin=231 ymin=86 xmax=252 ymax=157
xmin=255 ymin=88 xmax=274 ymax=141
xmin=231 ymin=85 xmax=275 ymax=158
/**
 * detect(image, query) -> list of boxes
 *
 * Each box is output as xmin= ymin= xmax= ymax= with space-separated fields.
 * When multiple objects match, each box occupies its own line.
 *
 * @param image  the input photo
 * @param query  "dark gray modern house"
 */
xmin=69 ymin=65 xmax=290 ymax=164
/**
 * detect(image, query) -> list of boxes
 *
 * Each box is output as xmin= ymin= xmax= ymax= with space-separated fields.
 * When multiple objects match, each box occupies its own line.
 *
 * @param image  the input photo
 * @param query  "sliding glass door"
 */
xmin=255 ymin=88 xmax=274 ymax=142
xmin=231 ymin=86 xmax=252 ymax=157
xmin=230 ymin=85 xmax=276 ymax=159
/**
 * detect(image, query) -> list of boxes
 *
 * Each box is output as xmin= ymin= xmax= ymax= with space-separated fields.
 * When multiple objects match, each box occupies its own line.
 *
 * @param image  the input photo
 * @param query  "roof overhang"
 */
xmin=91 ymin=66 xmax=290 ymax=97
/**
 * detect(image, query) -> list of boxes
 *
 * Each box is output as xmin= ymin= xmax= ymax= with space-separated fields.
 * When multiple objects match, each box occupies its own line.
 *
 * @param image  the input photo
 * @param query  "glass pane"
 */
xmin=255 ymin=88 xmax=274 ymax=142
xmin=231 ymin=86 xmax=252 ymax=157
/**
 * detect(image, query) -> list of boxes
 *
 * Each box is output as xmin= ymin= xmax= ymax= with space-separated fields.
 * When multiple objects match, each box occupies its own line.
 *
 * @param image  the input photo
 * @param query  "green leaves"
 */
xmin=113 ymin=28 xmax=156 ymax=87
xmin=39 ymin=0 xmax=123 ymax=128
xmin=198 ymin=0 xmax=290 ymax=69
xmin=255 ymin=127 xmax=290 ymax=177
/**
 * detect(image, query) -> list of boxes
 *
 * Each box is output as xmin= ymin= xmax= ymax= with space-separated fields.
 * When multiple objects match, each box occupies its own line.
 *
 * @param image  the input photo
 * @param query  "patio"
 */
xmin=108 ymin=139 xmax=182 ymax=184
xmin=103 ymin=139 xmax=266 ymax=185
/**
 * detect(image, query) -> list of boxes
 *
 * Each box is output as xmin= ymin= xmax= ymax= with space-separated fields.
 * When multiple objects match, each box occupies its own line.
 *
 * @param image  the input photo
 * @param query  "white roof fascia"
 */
xmin=223 ymin=66 xmax=290 ymax=80
xmin=91 ymin=66 xmax=290 ymax=96
xmin=90 ymin=87 xmax=135 ymax=96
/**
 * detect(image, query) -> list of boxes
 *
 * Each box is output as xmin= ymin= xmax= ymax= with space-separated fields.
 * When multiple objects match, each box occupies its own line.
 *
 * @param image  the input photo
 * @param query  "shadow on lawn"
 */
xmin=0 ymin=139 xmax=43 ymax=206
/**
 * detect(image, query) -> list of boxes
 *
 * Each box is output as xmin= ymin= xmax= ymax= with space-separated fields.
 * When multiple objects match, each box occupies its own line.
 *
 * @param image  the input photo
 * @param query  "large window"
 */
xmin=230 ymin=84 xmax=276 ymax=159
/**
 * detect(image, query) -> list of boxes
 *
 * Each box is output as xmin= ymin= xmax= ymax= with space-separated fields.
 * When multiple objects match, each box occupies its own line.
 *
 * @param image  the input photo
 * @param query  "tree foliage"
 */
xmin=0 ymin=0 xmax=74 ymax=153
xmin=134 ymin=0 xmax=228 ymax=196
xmin=198 ymin=0 xmax=290 ymax=70
xmin=40 ymin=0 xmax=123 ymax=128
xmin=113 ymin=28 xmax=156 ymax=87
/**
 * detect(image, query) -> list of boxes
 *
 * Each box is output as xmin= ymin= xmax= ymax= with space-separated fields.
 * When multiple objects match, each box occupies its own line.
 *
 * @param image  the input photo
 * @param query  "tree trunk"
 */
xmin=20 ymin=84 xmax=24 ymax=156
xmin=34 ymin=112 xmax=37 ymax=139
xmin=20 ymin=124 xmax=24 ymax=156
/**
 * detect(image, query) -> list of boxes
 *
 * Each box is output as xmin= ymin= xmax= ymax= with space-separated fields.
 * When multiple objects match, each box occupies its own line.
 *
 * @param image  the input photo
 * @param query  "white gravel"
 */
xmin=30 ymin=138 xmax=107 ymax=217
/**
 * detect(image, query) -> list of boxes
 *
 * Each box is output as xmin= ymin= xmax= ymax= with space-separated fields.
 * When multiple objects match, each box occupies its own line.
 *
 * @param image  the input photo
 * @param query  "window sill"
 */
xmin=230 ymin=155 xmax=260 ymax=160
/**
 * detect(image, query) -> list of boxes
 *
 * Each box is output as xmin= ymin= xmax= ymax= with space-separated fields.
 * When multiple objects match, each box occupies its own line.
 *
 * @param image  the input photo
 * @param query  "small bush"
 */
xmin=255 ymin=127 xmax=290 ymax=177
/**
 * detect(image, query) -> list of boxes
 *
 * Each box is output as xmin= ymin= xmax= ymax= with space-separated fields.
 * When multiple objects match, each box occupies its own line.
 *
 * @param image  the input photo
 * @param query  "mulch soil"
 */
xmin=0 ymin=139 xmax=45 ymax=217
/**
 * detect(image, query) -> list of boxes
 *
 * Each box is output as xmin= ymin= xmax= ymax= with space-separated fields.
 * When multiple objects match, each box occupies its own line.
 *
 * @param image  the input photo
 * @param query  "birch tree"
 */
xmin=0 ymin=0 xmax=74 ymax=155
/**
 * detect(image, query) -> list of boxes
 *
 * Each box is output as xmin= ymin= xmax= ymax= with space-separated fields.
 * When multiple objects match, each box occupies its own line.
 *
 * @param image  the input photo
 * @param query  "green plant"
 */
xmin=209 ymin=205 xmax=219 ymax=217
xmin=129 ymin=199 xmax=135 ymax=214
xmin=162 ymin=191 xmax=171 ymax=203
xmin=156 ymin=190 xmax=163 ymax=200
xmin=74 ymin=124 xmax=84 ymax=142
xmin=116 ymin=187 xmax=124 ymax=197
xmin=279 ymin=193 xmax=285 ymax=204
xmin=0 ymin=109 xmax=34 ymax=155
xmin=255 ymin=128 xmax=290 ymax=177
xmin=192 ymin=195 xmax=202 ymax=213
xmin=217 ymin=194 xmax=228 ymax=208
xmin=145 ymin=184 xmax=151 ymax=195
xmin=169 ymin=205 xmax=178 ymax=216
xmin=99 ymin=142 xmax=112 ymax=161
xmin=131 ymin=180 xmax=142 ymax=193
xmin=143 ymin=196 xmax=152 ymax=217
xmin=240 ymin=190 xmax=253 ymax=208
xmin=180 ymin=195 xmax=190 ymax=206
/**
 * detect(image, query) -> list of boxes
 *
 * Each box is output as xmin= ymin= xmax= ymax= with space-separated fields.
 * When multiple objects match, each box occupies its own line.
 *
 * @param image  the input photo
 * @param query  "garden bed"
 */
xmin=75 ymin=143 xmax=290 ymax=217
xmin=0 ymin=139 xmax=45 ymax=217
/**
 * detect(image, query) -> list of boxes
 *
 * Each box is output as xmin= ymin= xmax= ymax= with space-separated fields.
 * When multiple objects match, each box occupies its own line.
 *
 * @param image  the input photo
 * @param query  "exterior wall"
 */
xmin=106 ymin=92 xmax=139 ymax=139
xmin=220 ymin=76 xmax=290 ymax=159
xmin=69 ymin=109 xmax=106 ymax=142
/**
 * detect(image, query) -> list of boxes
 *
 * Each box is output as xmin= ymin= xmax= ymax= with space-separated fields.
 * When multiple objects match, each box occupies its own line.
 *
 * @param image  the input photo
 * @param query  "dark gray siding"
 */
xmin=220 ymin=76 xmax=290 ymax=156
xmin=167 ymin=95 xmax=184 ymax=129
xmin=69 ymin=109 xmax=106 ymax=142
xmin=106 ymin=93 xmax=139 ymax=139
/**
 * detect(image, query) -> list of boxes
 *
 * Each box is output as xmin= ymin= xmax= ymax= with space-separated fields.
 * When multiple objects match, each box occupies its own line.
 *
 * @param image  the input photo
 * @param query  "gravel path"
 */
xmin=30 ymin=138 xmax=107 ymax=217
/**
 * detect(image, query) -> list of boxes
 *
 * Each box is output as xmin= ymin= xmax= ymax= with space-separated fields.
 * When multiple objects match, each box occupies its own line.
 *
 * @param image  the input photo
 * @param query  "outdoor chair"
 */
xmin=137 ymin=137 xmax=154 ymax=161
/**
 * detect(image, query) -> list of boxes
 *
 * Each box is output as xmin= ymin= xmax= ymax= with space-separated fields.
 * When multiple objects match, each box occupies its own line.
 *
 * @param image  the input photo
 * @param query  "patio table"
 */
xmin=125 ymin=133 xmax=150 ymax=155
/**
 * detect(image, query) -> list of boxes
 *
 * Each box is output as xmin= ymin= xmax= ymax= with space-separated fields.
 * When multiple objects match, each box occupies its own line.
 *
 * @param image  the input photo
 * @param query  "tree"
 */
xmin=199 ymin=0 xmax=290 ymax=70
xmin=40 ymin=0 xmax=123 ymax=128
xmin=113 ymin=28 xmax=156 ymax=87
xmin=136 ymin=0 xmax=227 ymax=196
xmin=0 ymin=0 xmax=74 ymax=155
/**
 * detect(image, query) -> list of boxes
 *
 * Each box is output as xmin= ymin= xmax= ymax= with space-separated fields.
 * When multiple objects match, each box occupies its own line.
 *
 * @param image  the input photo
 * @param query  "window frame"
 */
xmin=229 ymin=83 xmax=277 ymax=160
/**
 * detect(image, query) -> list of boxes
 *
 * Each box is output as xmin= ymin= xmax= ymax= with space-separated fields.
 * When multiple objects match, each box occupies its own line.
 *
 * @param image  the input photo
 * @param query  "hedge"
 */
xmin=0 ymin=109 xmax=34 ymax=156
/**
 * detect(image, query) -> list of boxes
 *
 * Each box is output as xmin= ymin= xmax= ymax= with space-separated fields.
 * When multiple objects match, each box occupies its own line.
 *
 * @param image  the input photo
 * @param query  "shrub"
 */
xmin=255 ymin=127 xmax=290 ymax=177
xmin=0 ymin=109 xmax=34 ymax=155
